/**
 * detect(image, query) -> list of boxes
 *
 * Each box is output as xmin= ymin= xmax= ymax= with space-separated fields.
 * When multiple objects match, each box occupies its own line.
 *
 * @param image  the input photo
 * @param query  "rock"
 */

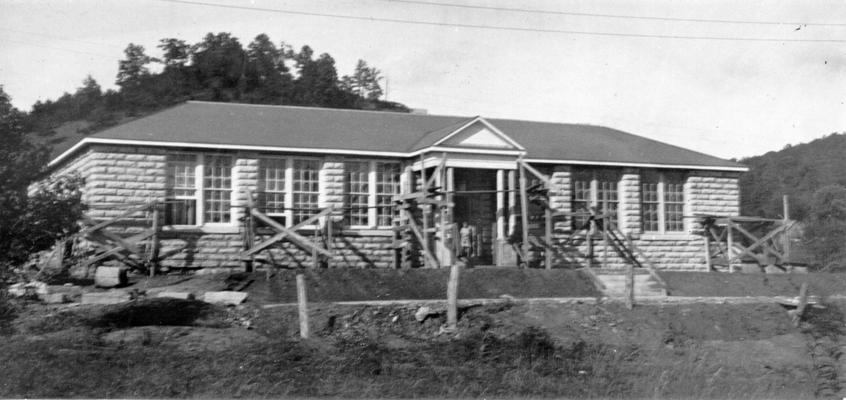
xmin=740 ymin=264 xmax=762 ymax=274
xmin=8 ymin=281 xmax=48 ymax=297
xmin=81 ymin=291 xmax=132 ymax=305
xmin=156 ymin=291 xmax=195 ymax=300
xmin=41 ymin=293 xmax=68 ymax=304
xmin=415 ymin=306 xmax=433 ymax=322
xmin=788 ymin=266 xmax=809 ymax=274
xmin=202 ymin=291 xmax=248 ymax=305
xmin=764 ymin=265 xmax=786 ymax=274
xmin=95 ymin=266 xmax=128 ymax=288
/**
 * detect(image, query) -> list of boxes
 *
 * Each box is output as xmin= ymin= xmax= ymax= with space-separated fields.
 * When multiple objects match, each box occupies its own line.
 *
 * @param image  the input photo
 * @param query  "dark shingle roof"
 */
xmin=62 ymin=101 xmax=742 ymax=170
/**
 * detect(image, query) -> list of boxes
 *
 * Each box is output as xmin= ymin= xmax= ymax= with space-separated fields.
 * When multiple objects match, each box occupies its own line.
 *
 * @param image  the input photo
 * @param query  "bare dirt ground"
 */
xmin=1 ymin=269 xmax=843 ymax=398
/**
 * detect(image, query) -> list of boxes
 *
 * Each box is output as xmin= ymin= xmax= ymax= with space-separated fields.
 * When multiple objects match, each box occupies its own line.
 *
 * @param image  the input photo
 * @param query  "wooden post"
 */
xmin=704 ymin=233 xmax=712 ymax=272
xmin=326 ymin=212 xmax=333 ymax=269
xmin=312 ymin=225 xmax=319 ymax=269
xmin=726 ymin=219 xmax=734 ymax=272
xmin=586 ymin=219 xmax=594 ymax=269
xmin=783 ymin=195 xmax=791 ymax=267
xmin=518 ymin=162 xmax=530 ymax=267
xmin=420 ymin=155 xmax=432 ymax=268
xmin=794 ymin=282 xmax=808 ymax=327
xmin=446 ymin=166 xmax=455 ymax=265
xmin=602 ymin=219 xmax=609 ymax=269
xmin=150 ymin=205 xmax=160 ymax=276
xmin=625 ymin=263 xmax=635 ymax=310
xmin=507 ymin=170 xmax=517 ymax=237
xmin=297 ymin=274 xmax=310 ymax=339
xmin=545 ymin=207 xmax=553 ymax=269
xmin=447 ymin=263 xmax=460 ymax=329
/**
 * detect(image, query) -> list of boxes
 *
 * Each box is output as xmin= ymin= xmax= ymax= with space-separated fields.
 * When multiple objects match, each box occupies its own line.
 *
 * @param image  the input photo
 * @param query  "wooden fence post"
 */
xmin=297 ymin=274 xmax=310 ymax=339
xmin=783 ymin=195 xmax=791 ymax=267
xmin=447 ymin=263 xmax=460 ymax=329
xmin=625 ymin=264 xmax=635 ymax=310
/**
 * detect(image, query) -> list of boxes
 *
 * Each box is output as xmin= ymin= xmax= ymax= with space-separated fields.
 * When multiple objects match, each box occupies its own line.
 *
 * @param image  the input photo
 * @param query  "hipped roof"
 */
xmin=51 ymin=101 xmax=745 ymax=171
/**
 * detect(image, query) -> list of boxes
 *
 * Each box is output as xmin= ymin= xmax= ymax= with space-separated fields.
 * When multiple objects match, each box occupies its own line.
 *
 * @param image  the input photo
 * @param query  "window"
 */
xmin=165 ymin=153 xmax=233 ymax=226
xmin=165 ymin=154 xmax=197 ymax=225
xmin=343 ymin=160 xmax=400 ymax=228
xmin=641 ymin=171 xmax=686 ymax=233
xmin=571 ymin=168 xmax=620 ymax=230
xmin=258 ymin=158 xmax=287 ymax=224
xmin=345 ymin=161 xmax=370 ymax=226
xmin=375 ymin=162 xmax=401 ymax=227
xmin=203 ymin=155 xmax=232 ymax=223
xmin=292 ymin=159 xmax=320 ymax=225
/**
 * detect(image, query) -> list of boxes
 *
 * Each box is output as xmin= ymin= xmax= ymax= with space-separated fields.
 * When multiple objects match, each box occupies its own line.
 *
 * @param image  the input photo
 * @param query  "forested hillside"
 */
xmin=22 ymin=32 xmax=407 ymax=154
xmin=740 ymin=132 xmax=846 ymax=269
xmin=740 ymin=132 xmax=846 ymax=220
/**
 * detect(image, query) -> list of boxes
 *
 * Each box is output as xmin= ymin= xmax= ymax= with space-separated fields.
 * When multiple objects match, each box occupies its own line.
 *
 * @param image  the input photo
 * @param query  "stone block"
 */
xmin=156 ymin=291 xmax=195 ymax=300
xmin=203 ymin=291 xmax=248 ymax=305
xmin=41 ymin=293 xmax=68 ymax=304
xmin=81 ymin=291 xmax=132 ymax=305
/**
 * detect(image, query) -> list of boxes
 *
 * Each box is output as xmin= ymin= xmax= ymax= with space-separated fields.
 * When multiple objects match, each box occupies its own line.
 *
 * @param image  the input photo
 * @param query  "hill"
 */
xmin=741 ymin=132 xmax=846 ymax=221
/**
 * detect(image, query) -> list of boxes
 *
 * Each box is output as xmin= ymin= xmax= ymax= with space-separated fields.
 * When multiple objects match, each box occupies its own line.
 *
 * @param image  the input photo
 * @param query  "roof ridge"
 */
xmin=185 ymin=100 xmax=471 ymax=119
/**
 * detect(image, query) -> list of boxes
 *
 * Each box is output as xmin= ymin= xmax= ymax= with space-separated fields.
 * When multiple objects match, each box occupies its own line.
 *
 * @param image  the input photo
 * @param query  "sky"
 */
xmin=1 ymin=0 xmax=844 ymax=160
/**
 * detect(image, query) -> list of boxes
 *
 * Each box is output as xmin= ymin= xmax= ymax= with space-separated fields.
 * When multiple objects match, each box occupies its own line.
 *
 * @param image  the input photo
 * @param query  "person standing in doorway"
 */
xmin=460 ymin=221 xmax=474 ymax=261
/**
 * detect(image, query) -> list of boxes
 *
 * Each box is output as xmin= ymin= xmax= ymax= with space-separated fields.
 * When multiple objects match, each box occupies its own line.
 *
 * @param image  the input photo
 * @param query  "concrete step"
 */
xmin=595 ymin=273 xmax=667 ymax=298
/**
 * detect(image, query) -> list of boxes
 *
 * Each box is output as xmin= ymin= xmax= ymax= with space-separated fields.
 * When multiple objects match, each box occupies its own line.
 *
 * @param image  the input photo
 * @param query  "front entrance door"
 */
xmin=453 ymin=168 xmax=497 ymax=265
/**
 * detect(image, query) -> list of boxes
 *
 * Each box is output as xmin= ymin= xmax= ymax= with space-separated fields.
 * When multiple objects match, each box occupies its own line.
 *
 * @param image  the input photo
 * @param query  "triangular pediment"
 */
xmin=438 ymin=119 xmax=522 ymax=150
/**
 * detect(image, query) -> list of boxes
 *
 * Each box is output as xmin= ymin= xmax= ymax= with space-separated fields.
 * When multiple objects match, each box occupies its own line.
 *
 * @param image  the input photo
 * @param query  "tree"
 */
xmin=244 ymin=34 xmax=292 ymax=103
xmin=190 ymin=32 xmax=248 ymax=101
xmin=0 ymin=87 xmax=83 ymax=271
xmin=157 ymin=38 xmax=190 ymax=68
xmin=803 ymin=184 xmax=846 ymax=270
xmin=116 ymin=43 xmax=151 ymax=89
xmin=341 ymin=59 xmax=383 ymax=100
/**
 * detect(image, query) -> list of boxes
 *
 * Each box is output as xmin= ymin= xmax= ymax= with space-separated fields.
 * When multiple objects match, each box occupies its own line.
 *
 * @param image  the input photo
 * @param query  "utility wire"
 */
xmin=384 ymin=0 xmax=846 ymax=27
xmin=0 ymin=38 xmax=115 ymax=58
xmin=156 ymin=0 xmax=846 ymax=43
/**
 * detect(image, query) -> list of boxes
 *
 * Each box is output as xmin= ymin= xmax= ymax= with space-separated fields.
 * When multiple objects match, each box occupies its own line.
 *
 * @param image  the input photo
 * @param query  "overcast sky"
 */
xmin=1 ymin=0 xmax=844 ymax=160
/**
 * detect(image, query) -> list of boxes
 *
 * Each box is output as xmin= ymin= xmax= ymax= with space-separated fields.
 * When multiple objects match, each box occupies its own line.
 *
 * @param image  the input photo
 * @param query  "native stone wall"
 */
xmin=545 ymin=168 xmax=741 ymax=271
xmin=51 ymin=146 xmax=398 ymax=271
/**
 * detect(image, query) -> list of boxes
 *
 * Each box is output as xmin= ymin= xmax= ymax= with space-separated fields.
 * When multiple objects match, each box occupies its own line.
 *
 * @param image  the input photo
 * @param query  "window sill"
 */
xmin=162 ymin=225 xmax=239 ymax=234
xmin=338 ymin=229 xmax=395 ymax=237
xmin=638 ymin=232 xmax=693 ymax=241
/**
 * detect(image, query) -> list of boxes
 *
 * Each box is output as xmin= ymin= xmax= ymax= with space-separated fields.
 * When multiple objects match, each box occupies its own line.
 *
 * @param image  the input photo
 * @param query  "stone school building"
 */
xmin=48 ymin=101 xmax=746 ymax=272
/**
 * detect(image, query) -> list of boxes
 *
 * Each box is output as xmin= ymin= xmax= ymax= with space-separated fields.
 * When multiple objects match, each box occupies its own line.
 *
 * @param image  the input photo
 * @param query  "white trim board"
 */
xmin=48 ymin=137 xmax=746 ymax=173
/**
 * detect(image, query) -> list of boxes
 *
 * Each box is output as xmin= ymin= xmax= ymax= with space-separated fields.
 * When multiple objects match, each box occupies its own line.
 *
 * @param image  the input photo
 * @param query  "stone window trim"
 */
xmin=164 ymin=153 xmax=238 ymax=228
xmin=343 ymin=159 xmax=401 ymax=229
xmin=640 ymin=170 xmax=687 ymax=234
xmin=570 ymin=168 xmax=622 ymax=230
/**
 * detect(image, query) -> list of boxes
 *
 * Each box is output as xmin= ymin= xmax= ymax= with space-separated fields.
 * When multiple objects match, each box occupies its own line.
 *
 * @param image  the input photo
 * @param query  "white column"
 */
xmin=507 ymin=170 xmax=517 ymax=236
xmin=496 ymin=169 xmax=505 ymax=239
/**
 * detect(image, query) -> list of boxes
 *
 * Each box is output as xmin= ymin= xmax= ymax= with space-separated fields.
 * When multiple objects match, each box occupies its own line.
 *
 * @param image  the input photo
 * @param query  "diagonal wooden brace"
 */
xmin=249 ymin=209 xmax=332 ymax=258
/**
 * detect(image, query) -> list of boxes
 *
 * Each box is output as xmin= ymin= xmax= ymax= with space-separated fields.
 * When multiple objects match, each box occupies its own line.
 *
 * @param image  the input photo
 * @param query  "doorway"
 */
xmin=452 ymin=168 xmax=498 ymax=265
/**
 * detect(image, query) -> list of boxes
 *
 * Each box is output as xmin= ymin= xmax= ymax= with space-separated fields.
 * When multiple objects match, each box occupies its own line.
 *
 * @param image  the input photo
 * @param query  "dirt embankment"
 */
xmin=0 ymin=294 xmax=825 ymax=399
xmin=3 ymin=270 xmax=845 ymax=398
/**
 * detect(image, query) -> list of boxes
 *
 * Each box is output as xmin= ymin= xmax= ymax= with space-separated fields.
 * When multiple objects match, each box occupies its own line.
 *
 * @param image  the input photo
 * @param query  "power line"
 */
xmin=384 ymin=0 xmax=846 ymax=27
xmin=0 ymin=28 xmax=126 ymax=48
xmin=156 ymin=0 xmax=846 ymax=43
xmin=0 ymin=38 xmax=115 ymax=58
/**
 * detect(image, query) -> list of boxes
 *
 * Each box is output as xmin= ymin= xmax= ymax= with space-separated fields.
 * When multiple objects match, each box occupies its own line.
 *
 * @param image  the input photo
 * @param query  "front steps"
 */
xmin=595 ymin=272 xmax=668 ymax=298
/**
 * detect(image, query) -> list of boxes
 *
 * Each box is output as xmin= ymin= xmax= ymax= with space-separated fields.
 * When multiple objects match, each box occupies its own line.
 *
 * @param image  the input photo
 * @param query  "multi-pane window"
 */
xmin=292 ymin=159 xmax=320 ymax=225
xmin=375 ymin=162 xmax=400 ymax=227
xmin=165 ymin=153 xmax=233 ymax=226
xmin=572 ymin=170 xmax=592 ymax=229
xmin=258 ymin=158 xmax=286 ymax=218
xmin=641 ymin=171 xmax=686 ymax=233
xmin=203 ymin=156 xmax=232 ymax=223
xmin=345 ymin=161 xmax=370 ymax=226
xmin=641 ymin=179 xmax=660 ymax=232
xmin=165 ymin=154 xmax=197 ymax=225
xmin=571 ymin=168 xmax=620 ymax=230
